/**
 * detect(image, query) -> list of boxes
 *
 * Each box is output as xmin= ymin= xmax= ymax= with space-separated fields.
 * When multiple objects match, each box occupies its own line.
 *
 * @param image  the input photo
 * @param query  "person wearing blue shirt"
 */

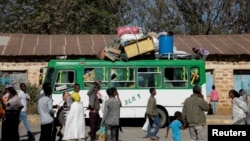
xmin=166 ymin=111 xmax=185 ymax=141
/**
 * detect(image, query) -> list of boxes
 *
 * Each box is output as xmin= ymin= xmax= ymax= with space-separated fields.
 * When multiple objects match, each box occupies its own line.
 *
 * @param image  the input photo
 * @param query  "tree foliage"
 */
xmin=174 ymin=0 xmax=250 ymax=34
xmin=25 ymin=82 xmax=40 ymax=114
xmin=124 ymin=0 xmax=250 ymax=35
xmin=0 ymin=0 xmax=127 ymax=34
xmin=0 ymin=0 xmax=249 ymax=35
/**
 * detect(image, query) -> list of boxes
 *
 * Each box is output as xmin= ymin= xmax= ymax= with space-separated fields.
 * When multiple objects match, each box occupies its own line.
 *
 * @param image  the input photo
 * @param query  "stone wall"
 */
xmin=0 ymin=62 xmax=47 ymax=87
xmin=206 ymin=61 xmax=250 ymax=115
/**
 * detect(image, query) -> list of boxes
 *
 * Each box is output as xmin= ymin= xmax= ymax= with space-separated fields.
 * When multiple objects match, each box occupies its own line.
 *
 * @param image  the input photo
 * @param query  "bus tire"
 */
xmin=157 ymin=107 xmax=169 ymax=128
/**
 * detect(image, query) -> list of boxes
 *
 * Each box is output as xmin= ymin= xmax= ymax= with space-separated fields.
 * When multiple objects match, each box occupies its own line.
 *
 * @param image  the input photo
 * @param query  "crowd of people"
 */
xmin=0 ymin=83 xmax=35 ymax=141
xmin=37 ymin=81 xmax=123 ymax=141
xmin=0 ymin=81 xmax=122 ymax=141
xmin=0 ymin=81 xmax=249 ymax=141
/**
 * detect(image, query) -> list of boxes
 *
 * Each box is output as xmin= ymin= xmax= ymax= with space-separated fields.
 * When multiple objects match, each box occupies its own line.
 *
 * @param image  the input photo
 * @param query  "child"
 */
xmin=166 ymin=111 xmax=185 ymax=141
xmin=57 ymin=91 xmax=72 ymax=141
xmin=207 ymin=103 xmax=214 ymax=115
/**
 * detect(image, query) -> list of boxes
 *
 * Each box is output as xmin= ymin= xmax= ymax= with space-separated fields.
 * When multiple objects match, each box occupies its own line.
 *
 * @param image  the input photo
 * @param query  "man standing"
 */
xmin=37 ymin=83 xmax=57 ymax=141
xmin=87 ymin=81 xmax=102 ymax=141
xmin=145 ymin=88 xmax=161 ymax=140
xmin=102 ymin=87 xmax=121 ymax=141
xmin=182 ymin=85 xmax=209 ymax=141
xmin=18 ymin=83 xmax=35 ymax=140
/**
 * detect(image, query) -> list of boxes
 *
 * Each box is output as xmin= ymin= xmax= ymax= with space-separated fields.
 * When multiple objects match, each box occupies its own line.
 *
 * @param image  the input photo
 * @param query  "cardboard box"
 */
xmin=105 ymin=52 xmax=116 ymax=61
xmin=106 ymin=47 xmax=121 ymax=55
xmin=123 ymin=37 xmax=155 ymax=59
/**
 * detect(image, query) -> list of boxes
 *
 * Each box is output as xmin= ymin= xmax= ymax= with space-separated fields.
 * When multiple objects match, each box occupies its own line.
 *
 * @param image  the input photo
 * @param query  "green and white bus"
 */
xmin=43 ymin=58 xmax=206 ymax=127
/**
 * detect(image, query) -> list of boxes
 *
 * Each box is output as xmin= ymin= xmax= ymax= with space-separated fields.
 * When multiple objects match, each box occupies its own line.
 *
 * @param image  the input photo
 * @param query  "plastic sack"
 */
xmin=99 ymin=134 xmax=107 ymax=141
xmin=142 ymin=118 xmax=149 ymax=132
xmin=151 ymin=36 xmax=159 ymax=50
xmin=119 ymin=33 xmax=144 ymax=46
xmin=99 ymin=126 xmax=106 ymax=141
xmin=117 ymin=26 xmax=140 ymax=37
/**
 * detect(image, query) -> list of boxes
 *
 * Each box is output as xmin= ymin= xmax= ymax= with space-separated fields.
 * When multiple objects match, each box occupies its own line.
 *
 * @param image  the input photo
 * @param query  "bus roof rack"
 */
xmin=155 ymin=53 xmax=193 ymax=60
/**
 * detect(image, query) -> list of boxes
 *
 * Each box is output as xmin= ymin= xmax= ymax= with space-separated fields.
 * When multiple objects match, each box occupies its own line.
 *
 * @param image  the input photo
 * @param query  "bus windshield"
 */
xmin=44 ymin=67 xmax=55 ymax=84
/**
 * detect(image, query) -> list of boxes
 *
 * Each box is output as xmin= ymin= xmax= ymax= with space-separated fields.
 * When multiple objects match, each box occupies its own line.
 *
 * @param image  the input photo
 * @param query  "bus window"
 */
xmin=164 ymin=67 xmax=188 ymax=88
xmin=190 ymin=67 xmax=200 ymax=85
xmin=54 ymin=70 xmax=75 ymax=92
xmin=83 ymin=67 xmax=108 ymax=88
xmin=110 ymin=67 xmax=135 ymax=88
xmin=138 ymin=67 xmax=161 ymax=88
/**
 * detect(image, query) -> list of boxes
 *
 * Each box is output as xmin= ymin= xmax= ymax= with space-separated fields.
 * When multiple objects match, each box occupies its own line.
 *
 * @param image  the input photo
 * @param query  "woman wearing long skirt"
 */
xmin=3 ymin=87 xmax=23 ymax=141
xmin=63 ymin=91 xmax=85 ymax=141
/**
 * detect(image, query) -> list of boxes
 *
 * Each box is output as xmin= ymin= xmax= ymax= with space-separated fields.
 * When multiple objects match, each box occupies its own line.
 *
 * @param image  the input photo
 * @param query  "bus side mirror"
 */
xmin=39 ymin=68 xmax=44 ymax=86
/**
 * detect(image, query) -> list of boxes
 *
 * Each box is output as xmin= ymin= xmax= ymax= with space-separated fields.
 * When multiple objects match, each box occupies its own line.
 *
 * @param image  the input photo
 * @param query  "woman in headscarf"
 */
xmin=3 ymin=86 xmax=23 ymax=141
xmin=229 ymin=89 xmax=249 ymax=125
xmin=57 ymin=91 xmax=72 ymax=141
xmin=63 ymin=84 xmax=86 ymax=141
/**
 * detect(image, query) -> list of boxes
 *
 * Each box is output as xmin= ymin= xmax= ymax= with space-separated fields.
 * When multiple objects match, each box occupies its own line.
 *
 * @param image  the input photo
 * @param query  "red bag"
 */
xmin=117 ymin=26 xmax=140 ymax=37
xmin=0 ymin=107 xmax=5 ymax=118
xmin=97 ymin=47 xmax=105 ymax=60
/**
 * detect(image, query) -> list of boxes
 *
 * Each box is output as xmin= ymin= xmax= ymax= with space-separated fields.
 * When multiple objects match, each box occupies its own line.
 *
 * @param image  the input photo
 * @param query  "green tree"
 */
xmin=123 ymin=0 xmax=181 ymax=34
xmin=123 ymin=0 xmax=250 ymax=35
xmin=1 ymin=0 xmax=250 ymax=35
xmin=0 ymin=0 xmax=128 ymax=34
xmin=79 ymin=0 xmax=127 ymax=34
xmin=25 ymin=82 xmax=40 ymax=114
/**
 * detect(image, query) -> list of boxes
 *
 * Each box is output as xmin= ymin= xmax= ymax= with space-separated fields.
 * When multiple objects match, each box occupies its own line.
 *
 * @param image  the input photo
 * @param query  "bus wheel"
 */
xmin=157 ymin=107 xmax=169 ymax=128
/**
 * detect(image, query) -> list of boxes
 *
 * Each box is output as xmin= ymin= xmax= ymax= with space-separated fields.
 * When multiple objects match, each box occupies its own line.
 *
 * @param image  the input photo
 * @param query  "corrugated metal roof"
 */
xmin=0 ymin=36 xmax=10 ymax=46
xmin=0 ymin=34 xmax=249 ymax=56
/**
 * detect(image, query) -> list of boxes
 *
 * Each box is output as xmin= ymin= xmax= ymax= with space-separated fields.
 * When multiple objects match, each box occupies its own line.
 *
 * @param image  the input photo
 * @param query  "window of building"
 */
xmin=206 ymin=70 xmax=214 ymax=95
xmin=234 ymin=70 xmax=250 ymax=94
xmin=0 ymin=71 xmax=27 ymax=88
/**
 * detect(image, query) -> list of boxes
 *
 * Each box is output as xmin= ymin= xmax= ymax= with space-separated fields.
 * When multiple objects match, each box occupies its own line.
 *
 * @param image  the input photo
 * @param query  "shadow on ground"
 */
xmin=20 ymin=131 xmax=40 ymax=141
